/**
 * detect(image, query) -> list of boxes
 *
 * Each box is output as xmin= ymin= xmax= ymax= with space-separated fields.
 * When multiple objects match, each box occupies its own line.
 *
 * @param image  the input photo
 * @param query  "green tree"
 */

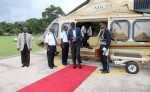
xmin=42 ymin=5 xmax=65 ymax=19
xmin=11 ymin=27 xmax=21 ymax=35
xmin=25 ymin=18 xmax=40 ymax=34
xmin=24 ymin=5 xmax=65 ymax=34
xmin=0 ymin=27 xmax=4 ymax=35
xmin=0 ymin=5 xmax=65 ymax=35
xmin=42 ymin=5 xmax=65 ymax=28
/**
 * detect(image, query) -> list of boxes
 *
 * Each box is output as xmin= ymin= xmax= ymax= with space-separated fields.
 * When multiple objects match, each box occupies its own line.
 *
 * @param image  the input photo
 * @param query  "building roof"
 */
xmin=67 ymin=0 xmax=90 ymax=15
xmin=60 ymin=0 xmax=150 ymax=21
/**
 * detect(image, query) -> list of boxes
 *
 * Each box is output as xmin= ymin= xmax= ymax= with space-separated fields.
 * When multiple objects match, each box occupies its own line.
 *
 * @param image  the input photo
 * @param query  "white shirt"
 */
xmin=44 ymin=32 xmax=56 ymax=46
xmin=87 ymin=26 xmax=92 ymax=36
xmin=61 ymin=31 xmax=68 ymax=43
xmin=73 ymin=29 xmax=76 ymax=38
xmin=81 ymin=26 xmax=86 ymax=37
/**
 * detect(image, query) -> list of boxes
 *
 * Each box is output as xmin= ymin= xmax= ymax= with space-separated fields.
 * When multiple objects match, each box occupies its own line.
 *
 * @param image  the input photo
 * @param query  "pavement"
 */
xmin=0 ymin=51 xmax=150 ymax=92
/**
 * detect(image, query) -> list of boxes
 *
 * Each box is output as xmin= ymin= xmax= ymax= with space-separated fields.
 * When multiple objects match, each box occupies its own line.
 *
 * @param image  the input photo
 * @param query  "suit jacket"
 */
xmin=17 ymin=32 xmax=32 ymax=51
xmin=100 ymin=29 xmax=112 ymax=48
xmin=68 ymin=27 xmax=82 ymax=45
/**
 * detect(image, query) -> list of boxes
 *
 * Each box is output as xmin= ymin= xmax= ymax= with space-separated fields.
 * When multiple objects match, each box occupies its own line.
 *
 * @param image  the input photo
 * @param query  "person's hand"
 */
xmin=102 ymin=47 xmax=106 ymax=51
xmin=69 ymin=41 xmax=72 ymax=46
xmin=61 ymin=44 xmax=64 ymax=49
xmin=17 ymin=48 xmax=20 ymax=51
xmin=47 ymin=48 xmax=50 ymax=51
xmin=56 ymin=42 xmax=59 ymax=46
xmin=44 ymin=44 xmax=49 ymax=50
xmin=72 ymin=37 xmax=76 ymax=42
xmin=29 ymin=48 xmax=32 ymax=51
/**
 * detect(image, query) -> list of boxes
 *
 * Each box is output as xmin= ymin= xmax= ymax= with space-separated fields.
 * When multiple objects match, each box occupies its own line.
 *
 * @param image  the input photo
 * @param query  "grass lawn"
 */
xmin=0 ymin=35 xmax=43 ymax=59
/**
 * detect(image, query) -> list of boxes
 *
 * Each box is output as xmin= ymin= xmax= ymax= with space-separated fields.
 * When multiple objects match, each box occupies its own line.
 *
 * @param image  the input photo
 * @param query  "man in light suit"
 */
xmin=17 ymin=27 xmax=32 ymax=67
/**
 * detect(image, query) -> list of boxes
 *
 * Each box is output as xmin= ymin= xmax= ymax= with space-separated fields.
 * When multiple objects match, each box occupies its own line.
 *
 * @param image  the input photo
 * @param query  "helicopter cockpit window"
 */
xmin=111 ymin=20 xmax=129 ymax=41
xmin=133 ymin=20 xmax=150 ymax=42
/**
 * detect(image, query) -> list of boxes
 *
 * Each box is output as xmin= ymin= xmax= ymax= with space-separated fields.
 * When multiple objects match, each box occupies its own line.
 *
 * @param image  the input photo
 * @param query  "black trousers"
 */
xmin=62 ymin=43 xmax=69 ymax=65
xmin=71 ymin=42 xmax=81 ymax=66
xmin=83 ymin=33 xmax=90 ymax=47
xmin=21 ymin=44 xmax=30 ymax=66
xmin=100 ymin=45 xmax=109 ymax=71
xmin=47 ymin=45 xmax=56 ymax=68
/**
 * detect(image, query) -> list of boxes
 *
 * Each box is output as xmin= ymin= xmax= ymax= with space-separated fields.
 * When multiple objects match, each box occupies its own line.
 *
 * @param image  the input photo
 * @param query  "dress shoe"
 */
xmin=62 ymin=63 xmax=68 ymax=66
xmin=50 ymin=67 xmax=53 ymax=69
xmin=106 ymin=70 xmax=110 ymax=73
xmin=79 ymin=61 xmax=82 ymax=63
xmin=53 ymin=65 xmax=57 ymax=67
xmin=22 ymin=65 xmax=25 ymax=67
xmin=101 ymin=70 xmax=110 ymax=74
xmin=73 ymin=65 xmax=77 ymax=69
xmin=78 ymin=65 xmax=82 ymax=69
xmin=88 ymin=46 xmax=93 ymax=49
xmin=99 ymin=69 xmax=104 ymax=71
xmin=26 ymin=65 xmax=29 ymax=67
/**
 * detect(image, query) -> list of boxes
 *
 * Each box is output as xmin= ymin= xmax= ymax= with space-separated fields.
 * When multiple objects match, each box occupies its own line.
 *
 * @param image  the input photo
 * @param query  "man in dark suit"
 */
xmin=68 ymin=23 xmax=82 ymax=69
xmin=99 ymin=22 xmax=112 ymax=73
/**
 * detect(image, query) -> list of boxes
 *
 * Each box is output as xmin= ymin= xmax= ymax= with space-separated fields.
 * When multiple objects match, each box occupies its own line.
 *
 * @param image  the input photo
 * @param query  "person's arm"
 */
xmin=79 ymin=30 xmax=83 ymax=41
xmin=44 ymin=34 xmax=49 ymax=50
xmin=68 ymin=30 xmax=72 ymax=43
xmin=109 ymin=28 xmax=115 ymax=41
xmin=61 ymin=39 xmax=64 ymax=48
xmin=106 ymin=30 xmax=112 ymax=48
xmin=29 ymin=34 xmax=32 ymax=51
xmin=60 ymin=32 xmax=64 ymax=48
xmin=17 ymin=33 xmax=21 ymax=51
xmin=81 ymin=26 xmax=85 ymax=37
xmin=76 ymin=28 xmax=82 ymax=41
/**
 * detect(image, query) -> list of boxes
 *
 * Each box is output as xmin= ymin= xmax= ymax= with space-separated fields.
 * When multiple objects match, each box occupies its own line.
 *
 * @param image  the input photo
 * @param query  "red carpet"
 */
xmin=18 ymin=65 xmax=96 ymax=92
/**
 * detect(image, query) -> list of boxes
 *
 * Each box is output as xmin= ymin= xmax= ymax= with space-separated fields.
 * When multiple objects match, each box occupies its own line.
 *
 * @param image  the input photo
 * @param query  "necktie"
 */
xmin=100 ymin=31 xmax=104 ymax=40
xmin=65 ymin=31 xmax=68 ymax=40
xmin=73 ymin=30 xmax=76 ymax=38
xmin=24 ymin=33 xmax=27 ymax=44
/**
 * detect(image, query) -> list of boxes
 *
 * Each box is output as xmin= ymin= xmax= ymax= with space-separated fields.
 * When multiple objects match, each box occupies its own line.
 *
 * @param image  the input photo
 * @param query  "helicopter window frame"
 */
xmin=133 ymin=19 xmax=150 ymax=42
xmin=110 ymin=20 xmax=130 ymax=42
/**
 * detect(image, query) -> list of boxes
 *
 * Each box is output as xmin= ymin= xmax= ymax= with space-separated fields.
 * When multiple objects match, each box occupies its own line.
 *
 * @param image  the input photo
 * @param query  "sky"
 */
xmin=0 ymin=0 xmax=86 ymax=22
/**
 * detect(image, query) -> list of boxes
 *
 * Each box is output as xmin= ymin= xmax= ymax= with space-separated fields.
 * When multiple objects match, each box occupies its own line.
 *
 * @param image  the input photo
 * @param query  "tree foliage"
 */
xmin=0 ymin=5 xmax=65 ymax=35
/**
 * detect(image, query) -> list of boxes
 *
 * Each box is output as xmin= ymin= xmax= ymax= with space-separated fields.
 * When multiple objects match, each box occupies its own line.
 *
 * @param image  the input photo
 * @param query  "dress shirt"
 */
xmin=44 ymin=32 xmax=56 ymax=46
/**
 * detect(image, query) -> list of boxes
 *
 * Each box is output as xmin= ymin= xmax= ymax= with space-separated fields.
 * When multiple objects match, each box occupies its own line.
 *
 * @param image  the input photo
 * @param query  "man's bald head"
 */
xmin=22 ymin=27 xmax=28 ymax=33
xmin=100 ymin=22 xmax=107 ymax=31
